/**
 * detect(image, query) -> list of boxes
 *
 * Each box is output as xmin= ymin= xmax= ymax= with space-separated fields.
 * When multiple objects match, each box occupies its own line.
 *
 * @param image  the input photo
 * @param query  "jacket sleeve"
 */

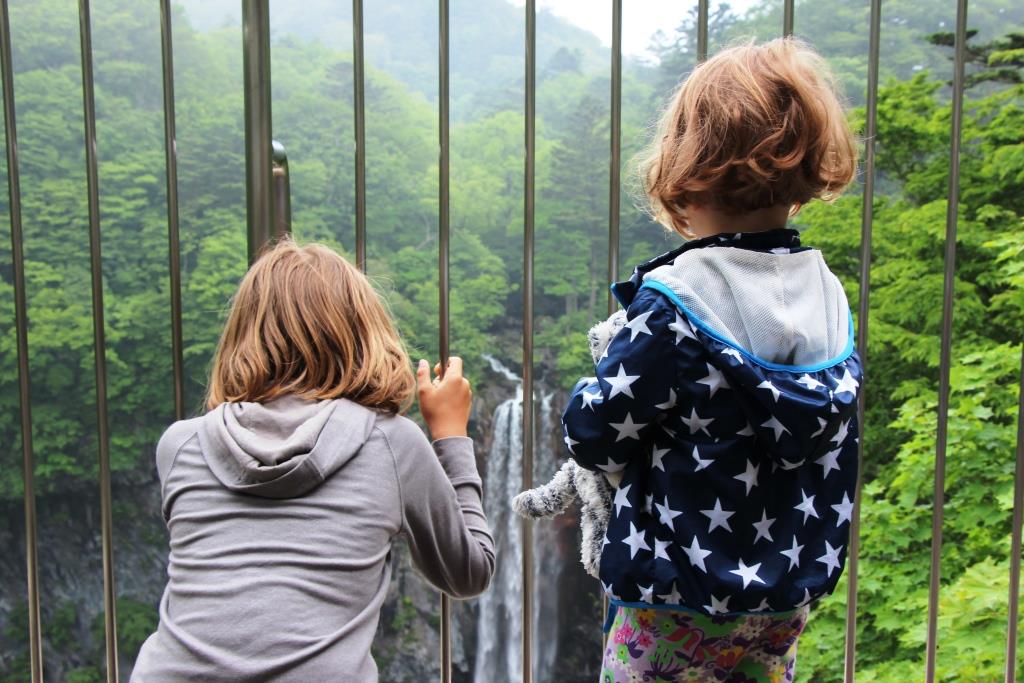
xmin=561 ymin=290 xmax=686 ymax=474
xmin=389 ymin=428 xmax=495 ymax=599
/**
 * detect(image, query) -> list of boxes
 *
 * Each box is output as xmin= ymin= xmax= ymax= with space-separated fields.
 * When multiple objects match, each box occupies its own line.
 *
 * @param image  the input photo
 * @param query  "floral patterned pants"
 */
xmin=600 ymin=604 xmax=809 ymax=682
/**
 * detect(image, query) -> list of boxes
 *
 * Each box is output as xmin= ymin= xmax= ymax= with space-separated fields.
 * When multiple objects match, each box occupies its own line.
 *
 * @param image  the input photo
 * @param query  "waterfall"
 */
xmin=473 ymin=356 xmax=561 ymax=683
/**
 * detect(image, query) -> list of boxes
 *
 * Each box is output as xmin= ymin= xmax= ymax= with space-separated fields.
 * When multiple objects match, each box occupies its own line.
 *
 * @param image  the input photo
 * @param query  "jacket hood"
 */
xmin=615 ymin=229 xmax=860 ymax=467
xmin=198 ymin=395 xmax=377 ymax=498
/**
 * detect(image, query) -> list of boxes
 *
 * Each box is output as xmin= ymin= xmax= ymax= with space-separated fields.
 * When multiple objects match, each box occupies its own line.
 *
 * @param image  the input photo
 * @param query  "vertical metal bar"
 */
xmin=696 ymin=0 xmax=709 ymax=62
xmin=925 ymin=0 xmax=967 ymax=679
xmin=242 ymin=0 xmax=274 ymax=263
xmin=607 ymin=0 xmax=621 ymax=316
xmin=1006 ymin=347 xmax=1024 ymax=683
xmin=352 ymin=0 xmax=366 ymax=272
xmin=437 ymin=0 xmax=452 ymax=681
xmin=77 ymin=1 xmax=118 ymax=679
xmin=844 ymin=0 xmax=881 ymax=680
xmin=783 ymin=0 xmax=794 ymax=37
xmin=0 ymin=1 xmax=43 ymax=679
xmin=158 ymin=0 xmax=184 ymax=422
xmin=271 ymin=140 xmax=291 ymax=237
xmin=522 ymin=0 xmax=536 ymax=681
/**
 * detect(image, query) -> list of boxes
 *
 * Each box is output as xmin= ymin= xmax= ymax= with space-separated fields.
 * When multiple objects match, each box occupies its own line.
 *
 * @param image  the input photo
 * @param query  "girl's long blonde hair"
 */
xmin=206 ymin=238 xmax=414 ymax=413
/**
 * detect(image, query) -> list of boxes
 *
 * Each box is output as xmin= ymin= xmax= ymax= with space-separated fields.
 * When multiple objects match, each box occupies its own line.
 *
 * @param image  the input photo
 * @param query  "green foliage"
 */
xmin=783 ymin=29 xmax=1024 ymax=682
xmin=0 ymin=0 xmax=1021 ymax=680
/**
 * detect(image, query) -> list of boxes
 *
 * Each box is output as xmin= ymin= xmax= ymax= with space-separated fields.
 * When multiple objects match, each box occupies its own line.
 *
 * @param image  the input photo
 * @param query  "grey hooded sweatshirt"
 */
xmin=132 ymin=396 xmax=494 ymax=682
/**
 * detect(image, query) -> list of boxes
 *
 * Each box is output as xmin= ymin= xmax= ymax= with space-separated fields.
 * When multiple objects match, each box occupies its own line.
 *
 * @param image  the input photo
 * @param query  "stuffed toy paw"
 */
xmin=511 ymin=458 xmax=613 ymax=579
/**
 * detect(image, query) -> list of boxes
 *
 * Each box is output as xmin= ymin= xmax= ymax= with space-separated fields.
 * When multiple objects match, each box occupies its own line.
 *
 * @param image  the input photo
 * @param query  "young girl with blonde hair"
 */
xmin=561 ymin=38 xmax=862 ymax=682
xmin=133 ymin=239 xmax=494 ymax=682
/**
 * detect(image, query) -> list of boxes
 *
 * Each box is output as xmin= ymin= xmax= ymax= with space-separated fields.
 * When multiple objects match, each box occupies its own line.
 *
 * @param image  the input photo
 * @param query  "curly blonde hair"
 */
xmin=206 ymin=238 xmax=414 ymax=413
xmin=640 ymin=38 xmax=857 ymax=230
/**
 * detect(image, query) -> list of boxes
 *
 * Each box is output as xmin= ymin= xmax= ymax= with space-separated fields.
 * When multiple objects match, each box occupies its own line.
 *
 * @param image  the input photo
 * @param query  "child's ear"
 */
xmin=671 ymin=210 xmax=697 ymax=240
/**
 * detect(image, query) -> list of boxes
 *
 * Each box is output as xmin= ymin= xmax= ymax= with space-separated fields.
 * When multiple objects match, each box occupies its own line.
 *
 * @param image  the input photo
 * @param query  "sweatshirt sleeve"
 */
xmin=561 ymin=290 xmax=687 ymax=474
xmin=388 ymin=427 xmax=495 ymax=599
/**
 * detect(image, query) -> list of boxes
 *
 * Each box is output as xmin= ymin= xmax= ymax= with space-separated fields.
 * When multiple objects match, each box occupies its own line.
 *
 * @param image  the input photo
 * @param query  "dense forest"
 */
xmin=0 ymin=0 xmax=1022 ymax=681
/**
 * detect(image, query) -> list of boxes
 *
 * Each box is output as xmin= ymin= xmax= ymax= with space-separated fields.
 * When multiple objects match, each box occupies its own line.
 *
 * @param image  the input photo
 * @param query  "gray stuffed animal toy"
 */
xmin=511 ymin=310 xmax=627 ymax=579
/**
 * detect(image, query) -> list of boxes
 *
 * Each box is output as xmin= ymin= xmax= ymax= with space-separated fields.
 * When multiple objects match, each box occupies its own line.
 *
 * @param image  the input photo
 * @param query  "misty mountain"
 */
xmin=177 ymin=0 xmax=627 ymax=121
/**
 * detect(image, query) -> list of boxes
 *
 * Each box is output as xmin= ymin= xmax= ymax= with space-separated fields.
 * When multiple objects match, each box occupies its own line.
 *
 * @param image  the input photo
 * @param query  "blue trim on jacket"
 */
xmin=640 ymin=279 xmax=856 ymax=374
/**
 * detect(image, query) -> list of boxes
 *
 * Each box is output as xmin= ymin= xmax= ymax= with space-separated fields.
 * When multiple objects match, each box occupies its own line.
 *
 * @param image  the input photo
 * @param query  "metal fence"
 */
xmin=3 ymin=0 xmax=1023 ymax=681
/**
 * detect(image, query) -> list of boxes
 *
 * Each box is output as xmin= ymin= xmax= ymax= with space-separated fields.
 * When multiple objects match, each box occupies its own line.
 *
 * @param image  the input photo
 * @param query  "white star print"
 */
xmin=796 ymin=588 xmax=813 ymax=607
xmin=622 ymin=522 xmax=651 ymax=558
xmin=668 ymin=313 xmax=697 ymax=344
xmin=696 ymin=363 xmax=729 ymax=397
xmin=681 ymin=408 xmax=714 ymax=436
xmin=563 ymin=432 xmax=579 ymax=454
xmin=653 ymin=538 xmax=671 ymax=562
xmin=703 ymin=594 xmax=731 ymax=614
xmin=817 ymin=540 xmax=843 ymax=577
xmin=810 ymin=417 xmax=828 ymax=438
xmin=752 ymin=509 xmax=776 ymax=544
xmin=638 ymin=583 xmax=655 ymax=602
xmin=780 ymin=457 xmax=805 ymax=470
xmin=692 ymin=446 xmax=712 ymax=471
xmin=751 ymin=597 xmax=772 ymax=612
xmin=814 ymin=448 xmax=841 ymax=478
xmin=700 ymin=498 xmax=735 ymax=533
xmin=654 ymin=388 xmax=677 ymax=410
xmin=797 ymin=374 xmax=826 ymax=391
xmin=602 ymin=533 xmax=610 ymax=550
xmin=794 ymin=489 xmax=819 ymax=524
xmin=834 ymin=368 xmax=859 ymax=396
xmin=596 ymin=456 xmax=626 ymax=474
xmin=737 ymin=422 xmax=755 ymax=437
xmin=624 ymin=311 xmax=654 ymax=342
xmin=733 ymin=460 xmax=759 ymax=495
xmin=613 ymin=484 xmax=633 ymax=516
xmin=644 ymin=494 xmax=654 ymax=514
xmin=603 ymin=363 xmax=640 ymax=400
xmin=832 ymin=491 xmax=854 ymax=526
xmin=610 ymin=413 xmax=646 ymax=441
xmin=657 ymin=582 xmax=683 ymax=604
xmin=651 ymin=445 xmax=671 ymax=472
xmin=655 ymin=496 xmax=683 ymax=531
xmin=602 ymin=581 xmax=620 ymax=600
xmin=757 ymin=380 xmax=781 ymax=402
xmin=683 ymin=536 xmax=712 ymax=572
xmin=730 ymin=559 xmax=766 ymax=589
xmin=581 ymin=389 xmax=602 ymax=411
xmin=780 ymin=536 xmax=804 ymax=570
xmin=721 ymin=347 xmax=744 ymax=364
xmin=831 ymin=419 xmax=851 ymax=446
xmin=761 ymin=415 xmax=791 ymax=441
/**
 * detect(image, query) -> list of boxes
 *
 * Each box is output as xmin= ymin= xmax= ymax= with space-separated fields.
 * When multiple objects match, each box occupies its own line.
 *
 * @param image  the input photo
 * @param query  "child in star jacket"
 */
xmin=561 ymin=39 xmax=861 ymax=681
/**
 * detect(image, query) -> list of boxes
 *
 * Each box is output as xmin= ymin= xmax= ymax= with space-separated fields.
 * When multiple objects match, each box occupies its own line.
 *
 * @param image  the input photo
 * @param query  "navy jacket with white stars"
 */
xmin=561 ymin=229 xmax=862 ymax=617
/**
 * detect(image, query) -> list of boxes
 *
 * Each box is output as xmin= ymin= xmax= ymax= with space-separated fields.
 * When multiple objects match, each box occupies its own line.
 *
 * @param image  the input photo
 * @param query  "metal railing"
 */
xmin=2 ymin=0 xmax=1023 ymax=681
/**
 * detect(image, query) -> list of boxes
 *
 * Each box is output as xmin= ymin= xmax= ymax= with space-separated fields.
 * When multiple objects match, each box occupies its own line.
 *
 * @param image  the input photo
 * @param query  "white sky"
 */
xmin=510 ymin=0 xmax=761 ymax=58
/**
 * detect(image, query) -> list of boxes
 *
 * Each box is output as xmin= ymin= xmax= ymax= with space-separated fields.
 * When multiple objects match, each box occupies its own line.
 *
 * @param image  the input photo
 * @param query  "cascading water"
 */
xmin=472 ymin=356 xmax=561 ymax=683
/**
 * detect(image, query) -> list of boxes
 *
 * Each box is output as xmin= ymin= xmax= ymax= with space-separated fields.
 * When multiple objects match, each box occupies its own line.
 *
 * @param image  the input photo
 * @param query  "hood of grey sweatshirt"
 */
xmin=199 ymin=395 xmax=376 ymax=498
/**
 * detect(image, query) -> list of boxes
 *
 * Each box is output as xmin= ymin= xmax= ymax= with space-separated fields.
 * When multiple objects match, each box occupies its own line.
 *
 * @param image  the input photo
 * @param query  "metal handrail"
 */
xmin=0 ymin=0 xmax=42 ymax=679
xmin=242 ymin=0 xmax=274 ymax=262
xmin=272 ymin=140 xmax=291 ymax=238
